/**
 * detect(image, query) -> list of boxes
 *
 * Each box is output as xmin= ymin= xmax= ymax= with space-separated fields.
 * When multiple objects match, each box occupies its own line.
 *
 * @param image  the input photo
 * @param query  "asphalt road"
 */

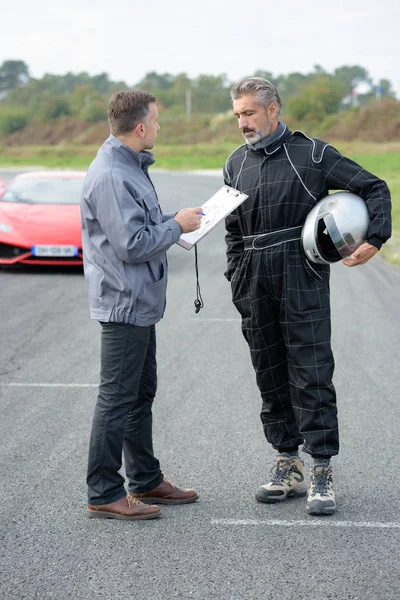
xmin=1 ymin=169 xmax=399 ymax=600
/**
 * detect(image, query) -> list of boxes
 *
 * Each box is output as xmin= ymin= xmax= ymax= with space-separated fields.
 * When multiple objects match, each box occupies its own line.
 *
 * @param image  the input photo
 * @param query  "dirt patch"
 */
xmin=322 ymin=99 xmax=400 ymax=142
xmin=3 ymin=117 xmax=109 ymax=146
xmin=2 ymin=99 xmax=400 ymax=146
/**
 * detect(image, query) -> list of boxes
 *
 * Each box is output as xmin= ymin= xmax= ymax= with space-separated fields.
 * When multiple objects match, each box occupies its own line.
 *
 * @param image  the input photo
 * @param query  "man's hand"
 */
xmin=174 ymin=207 xmax=203 ymax=233
xmin=342 ymin=242 xmax=379 ymax=267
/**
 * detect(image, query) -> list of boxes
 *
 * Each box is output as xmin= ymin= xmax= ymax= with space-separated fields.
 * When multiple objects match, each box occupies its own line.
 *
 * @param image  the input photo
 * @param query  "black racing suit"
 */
xmin=224 ymin=127 xmax=392 ymax=457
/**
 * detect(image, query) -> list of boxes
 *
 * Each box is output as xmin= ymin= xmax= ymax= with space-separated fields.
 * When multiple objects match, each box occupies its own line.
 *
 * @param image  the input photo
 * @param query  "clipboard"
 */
xmin=176 ymin=185 xmax=248 ymax=250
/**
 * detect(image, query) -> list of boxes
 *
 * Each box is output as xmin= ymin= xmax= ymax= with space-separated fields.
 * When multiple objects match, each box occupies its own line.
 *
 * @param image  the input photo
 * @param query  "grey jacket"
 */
xmin=81 ymin=135 xmax=182 ymax=326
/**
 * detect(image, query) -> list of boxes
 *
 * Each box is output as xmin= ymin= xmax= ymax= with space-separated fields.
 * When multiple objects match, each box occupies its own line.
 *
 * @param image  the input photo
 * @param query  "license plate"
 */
xmin=32 ymin=245 xmax=78 ymax=257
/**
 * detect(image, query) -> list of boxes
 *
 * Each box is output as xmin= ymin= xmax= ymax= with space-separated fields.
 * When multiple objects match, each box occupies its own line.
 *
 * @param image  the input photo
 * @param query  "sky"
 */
xmin=1 ymin=0 xmax=400 ymax=98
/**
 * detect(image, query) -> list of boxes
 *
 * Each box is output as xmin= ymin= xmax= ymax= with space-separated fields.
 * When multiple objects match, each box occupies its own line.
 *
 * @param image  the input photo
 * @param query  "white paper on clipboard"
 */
xmin=176 ymin=185 xmax=248 ymax=250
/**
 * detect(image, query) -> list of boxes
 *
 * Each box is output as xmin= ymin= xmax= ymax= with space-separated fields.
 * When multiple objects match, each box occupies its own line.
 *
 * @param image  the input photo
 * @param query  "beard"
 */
xmin=242 ymin=121 xmax=271 ymax=144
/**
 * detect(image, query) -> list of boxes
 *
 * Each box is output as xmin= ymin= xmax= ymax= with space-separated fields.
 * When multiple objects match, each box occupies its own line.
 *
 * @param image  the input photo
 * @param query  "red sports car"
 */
xmin=0 ymin=170 xmax=85 ymax=266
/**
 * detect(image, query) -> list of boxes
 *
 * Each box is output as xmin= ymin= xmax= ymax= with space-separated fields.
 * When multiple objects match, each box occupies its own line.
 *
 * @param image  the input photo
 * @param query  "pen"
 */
xmin=200 ymin=212 xmax=206 ymax=216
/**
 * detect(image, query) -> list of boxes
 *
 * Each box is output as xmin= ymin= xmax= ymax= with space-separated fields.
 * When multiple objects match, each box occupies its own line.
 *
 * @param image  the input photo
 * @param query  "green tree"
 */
xmin=312 ymin=64 xmax=327 ymax=75
xmin=274 ymin=72 xmax=307 ymax=102
xmin=0 ymin=60 xmax=30 ymax=92
xmin=38 ymin=93 xmax=72 ymax=120
xmin=192 ymin=74 xmax=231 ymax=113
xmin=80 ymin=100 xmax=107 ymax=122
xmin=333 ymin=65 xmax=371 ymax=98
xmin=286 ymin=75 xmax=345 ymax=122
xmin=376 ymin=79 xmax=396 ymax=98
xmin=252 ymin=70 xmax=275 ymax=82
xmin=0 ymin=108 xmax=29 ymax=134
xmin=68 ymin=85 xmax=105 ymax=117
xmin=357 ymin=78 xmax=397 ymax=106
xmin=136 ymin=72 xmax=175 ymax=91
xmin=2 ymin=78 xmax=53 ymax=118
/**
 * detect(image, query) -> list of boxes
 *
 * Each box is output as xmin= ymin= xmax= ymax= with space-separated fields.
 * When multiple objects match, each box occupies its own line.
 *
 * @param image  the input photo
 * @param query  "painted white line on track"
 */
xmin=1 ymin=383 xmax=97 ymax=387
xmin=211 ymin=519 xmax=400 ymax=529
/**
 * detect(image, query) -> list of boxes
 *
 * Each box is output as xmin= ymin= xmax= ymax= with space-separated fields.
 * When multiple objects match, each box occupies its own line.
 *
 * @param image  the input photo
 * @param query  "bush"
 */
xmin=42 ymin=98 xmax=71 ymax=120
xmin=80 ymin=100 xmax=107 ymax=122
xmin=0 ymin=108 xmax=29 ymax=135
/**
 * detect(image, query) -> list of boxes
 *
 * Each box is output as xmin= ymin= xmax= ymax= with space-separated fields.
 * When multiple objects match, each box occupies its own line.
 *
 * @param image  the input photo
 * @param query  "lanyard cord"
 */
xmin=194 ymin=245 xmax=204 ymax=313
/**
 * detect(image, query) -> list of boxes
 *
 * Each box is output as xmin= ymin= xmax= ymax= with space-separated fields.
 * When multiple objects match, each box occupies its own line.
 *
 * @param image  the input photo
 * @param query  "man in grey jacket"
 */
xmin=81 ymin=89 xmax=203 ymax=520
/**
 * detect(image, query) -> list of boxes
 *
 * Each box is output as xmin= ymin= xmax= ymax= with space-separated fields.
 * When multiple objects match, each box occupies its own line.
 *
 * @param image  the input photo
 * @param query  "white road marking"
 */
xmin=211 ymin=519 xmax=400 ymax=529
xmin=1 ymin=383 xmax=98 ymax=387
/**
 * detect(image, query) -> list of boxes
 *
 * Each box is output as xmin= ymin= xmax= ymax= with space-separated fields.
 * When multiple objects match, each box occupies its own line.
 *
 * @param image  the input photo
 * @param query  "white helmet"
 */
xmin=301 ymin=192 xmax=370 ymax=264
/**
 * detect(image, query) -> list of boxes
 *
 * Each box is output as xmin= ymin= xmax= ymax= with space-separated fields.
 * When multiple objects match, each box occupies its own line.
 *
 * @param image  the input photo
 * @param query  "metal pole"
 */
xmin=376 ymin=81 xmax=382 ymax=101
xmin=185 ymin=89 xmax=192 ymax=119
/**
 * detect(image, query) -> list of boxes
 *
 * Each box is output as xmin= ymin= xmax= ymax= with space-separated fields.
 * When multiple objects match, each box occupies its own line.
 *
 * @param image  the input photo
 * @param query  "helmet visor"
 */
xmin=323 ymin=213 xmax=357 ymax=258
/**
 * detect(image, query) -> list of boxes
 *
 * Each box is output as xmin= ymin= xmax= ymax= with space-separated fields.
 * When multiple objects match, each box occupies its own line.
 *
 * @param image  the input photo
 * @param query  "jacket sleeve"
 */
xmin=319 ymin=145 xmax=392 ymax=249
xmin=87 ymin=175 xmax=182 ymax=264
xmin=223 ymin=162 xmax=244 ymax=281
xmin=162 ymin=212 xmax=179 ymax=223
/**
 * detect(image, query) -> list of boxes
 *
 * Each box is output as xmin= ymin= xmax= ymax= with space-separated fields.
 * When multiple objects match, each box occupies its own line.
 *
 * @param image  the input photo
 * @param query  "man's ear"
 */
xmin=267 ymin=102 xmax=279 ymax=120
xmin=135 ymin=123 xmax=145 ymax=137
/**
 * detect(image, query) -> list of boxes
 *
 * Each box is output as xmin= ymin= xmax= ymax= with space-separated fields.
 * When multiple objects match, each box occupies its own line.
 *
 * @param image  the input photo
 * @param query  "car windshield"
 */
xmin=1 ymin=176 xmax=84 ymax=205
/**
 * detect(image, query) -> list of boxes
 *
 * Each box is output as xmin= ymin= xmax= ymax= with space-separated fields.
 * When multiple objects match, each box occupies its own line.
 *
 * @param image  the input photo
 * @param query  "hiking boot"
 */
xmin=307 ymin=462 xmax=336 ymax=515
xmin=255 ymin=453 xmax=307 ymax=503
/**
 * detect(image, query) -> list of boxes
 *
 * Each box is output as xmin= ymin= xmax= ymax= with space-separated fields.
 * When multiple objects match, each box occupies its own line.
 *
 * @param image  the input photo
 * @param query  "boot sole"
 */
xmin=138 ymin=494 xmax=199 ymax=505
xmin=307 ymin=506 xmax=336 ymax=516
xmin=87 ymin=509 xmax=161 ymax=520
xmin=256 ymin=488 xmax=308 ymax=504
xmin=307 ymin=500 xmax=336 ymax=515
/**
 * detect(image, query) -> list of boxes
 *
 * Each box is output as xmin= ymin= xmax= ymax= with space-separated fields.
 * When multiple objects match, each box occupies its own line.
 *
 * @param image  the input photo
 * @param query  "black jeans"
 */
xmin=87 ymin=323 xmax=163 ymax=505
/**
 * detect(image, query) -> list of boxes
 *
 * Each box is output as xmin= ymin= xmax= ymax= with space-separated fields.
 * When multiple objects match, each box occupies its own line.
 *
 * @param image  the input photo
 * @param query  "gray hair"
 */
xmin=108 ymin=89 xmax=156 ymax=136
xmin=230 ymin=77 xmax=281 ymax=116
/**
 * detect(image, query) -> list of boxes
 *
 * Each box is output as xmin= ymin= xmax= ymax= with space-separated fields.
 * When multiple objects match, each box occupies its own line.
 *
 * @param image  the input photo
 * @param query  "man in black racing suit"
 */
xmin=224 ymin=77 xmax=392 ymax=515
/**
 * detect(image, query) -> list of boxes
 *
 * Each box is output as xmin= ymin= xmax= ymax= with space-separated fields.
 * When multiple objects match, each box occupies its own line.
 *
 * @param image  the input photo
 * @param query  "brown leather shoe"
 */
xmin=88 ymin=495 xmax=161 ymax=520
xmin=128 ymin=474 xmax=199 ymax=505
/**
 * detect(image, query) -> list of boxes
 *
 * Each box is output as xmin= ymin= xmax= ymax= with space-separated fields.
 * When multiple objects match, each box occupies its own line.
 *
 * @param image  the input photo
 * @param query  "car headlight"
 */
xmin=0 ymin=223 xmax=13 ymax=232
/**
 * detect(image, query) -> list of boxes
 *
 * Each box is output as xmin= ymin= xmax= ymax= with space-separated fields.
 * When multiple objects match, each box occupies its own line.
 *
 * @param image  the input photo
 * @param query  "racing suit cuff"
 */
xmin=366 ymin=236 xmax=383 ymax=250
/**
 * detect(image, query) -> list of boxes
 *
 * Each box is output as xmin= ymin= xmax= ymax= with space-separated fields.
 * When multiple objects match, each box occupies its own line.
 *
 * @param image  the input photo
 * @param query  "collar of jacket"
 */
xmin=105 ymin=134 xmax=156 ymax=169
xmin=247 ymin=123 xmax=292 ymax=156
